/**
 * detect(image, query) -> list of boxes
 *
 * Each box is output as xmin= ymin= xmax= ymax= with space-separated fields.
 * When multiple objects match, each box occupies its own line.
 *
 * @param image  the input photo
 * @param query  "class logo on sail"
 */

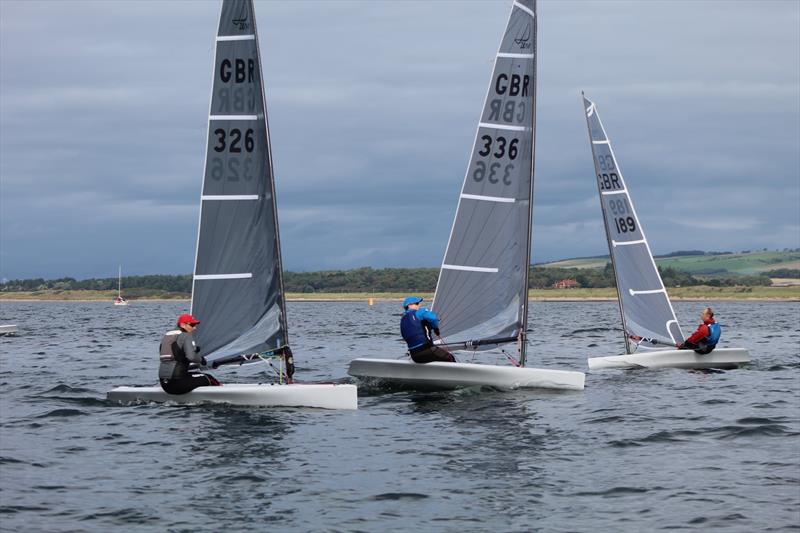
xmin=514 ymin=25 xmax=532 ymax=50
xmin=232 ymin=7 xmax=249 ymax=30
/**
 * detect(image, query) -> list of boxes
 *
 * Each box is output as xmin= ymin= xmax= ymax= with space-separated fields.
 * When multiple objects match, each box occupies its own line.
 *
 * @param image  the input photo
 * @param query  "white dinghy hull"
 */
xmin=587 ymin=348 xmax=750 ymax=371
xmin=107 ymin=383 xmax=358 ymax=410
xmin=0 ymin=325 xmax=18 ymax=336
xmin=348 ymin=358 xmax=585 ymax=391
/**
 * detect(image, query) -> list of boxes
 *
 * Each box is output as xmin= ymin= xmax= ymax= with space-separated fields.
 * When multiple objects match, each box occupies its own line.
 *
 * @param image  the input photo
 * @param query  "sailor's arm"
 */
xmin=684 ymin=324 xmax=709 ymax=345
xmin=416 ymin=308 xmax=441 ymax=334
xmin=178 ymin=333 xmax=204 ymax=365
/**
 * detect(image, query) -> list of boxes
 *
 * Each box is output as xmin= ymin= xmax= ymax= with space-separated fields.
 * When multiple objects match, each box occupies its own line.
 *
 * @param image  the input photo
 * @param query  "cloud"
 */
xmin=1 ymin=0 xmax=798 ymax=279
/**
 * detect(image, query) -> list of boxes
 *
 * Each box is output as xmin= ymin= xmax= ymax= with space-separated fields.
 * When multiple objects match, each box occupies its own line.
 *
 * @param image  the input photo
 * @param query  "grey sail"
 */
xmin=433 ymin=0 xmax=537 ymax=360
xmin=191 ymin=0 xmax=288 ymax=367
xmin=582 ymin=95 xmax=683 ymax=353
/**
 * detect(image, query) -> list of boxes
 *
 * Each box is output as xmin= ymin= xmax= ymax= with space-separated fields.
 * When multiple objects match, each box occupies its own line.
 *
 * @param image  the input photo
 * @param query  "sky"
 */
xmin=1 ymin=0 xmax=798 ymax=279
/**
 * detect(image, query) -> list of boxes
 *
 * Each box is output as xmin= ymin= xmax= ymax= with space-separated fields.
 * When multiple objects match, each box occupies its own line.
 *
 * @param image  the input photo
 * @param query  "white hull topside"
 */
xmin=107 ymin=383 xmax=358 ymax=410
xmin=0 ymin=324 xmax=18 ymax=336
xmin=587 ymin=347 xmax=750 ymax=371
xmin=348 ymin=358 xmax=585 ymax=391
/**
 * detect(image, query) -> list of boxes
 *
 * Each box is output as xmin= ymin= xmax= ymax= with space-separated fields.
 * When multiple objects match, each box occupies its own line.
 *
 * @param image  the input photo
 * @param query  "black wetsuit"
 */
xmin=158 ymin=329 xmax=219 ymax=394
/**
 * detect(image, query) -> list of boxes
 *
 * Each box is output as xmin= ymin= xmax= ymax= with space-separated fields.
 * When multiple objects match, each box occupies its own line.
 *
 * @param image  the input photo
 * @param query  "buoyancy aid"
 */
xmin=158 ymin=329 xmax=187 ymax=380
xmin=401 ymin=310 xmax=430 ymax=350
xmin=705 ymin=322 xmax=721 ymax=347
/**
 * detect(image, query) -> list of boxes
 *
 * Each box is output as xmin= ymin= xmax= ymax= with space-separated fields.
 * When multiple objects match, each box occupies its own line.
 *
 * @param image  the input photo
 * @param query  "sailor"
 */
xmin=678 ymin=307 xmax=721 ymax=355
xmin=400 ymin=296 xmax=456 ymax=363
xmin=159 ymin=313 xmax=221 ymax=394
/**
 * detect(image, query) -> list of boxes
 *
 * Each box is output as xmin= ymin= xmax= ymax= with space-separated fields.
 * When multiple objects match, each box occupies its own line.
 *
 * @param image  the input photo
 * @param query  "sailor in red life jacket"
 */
xmin=678 ymin=307 xmax=721 ymax=355
xmin=158 ymin=314 xmax=221 ymax=394
xmin=400 ymin=296 xmax=456 ymax=364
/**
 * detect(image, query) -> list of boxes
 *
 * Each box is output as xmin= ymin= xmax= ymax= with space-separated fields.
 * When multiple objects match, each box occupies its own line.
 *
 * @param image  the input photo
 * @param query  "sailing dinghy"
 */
xmin=114 ymin=265 xmax=128 ymax=306
xmin=348 ymin=0 xmax=585 ymax=392
xmin=581 ymin=94 xmax=749 ymax=371
xmin=108 ymin=0 xmax=356 ymax=409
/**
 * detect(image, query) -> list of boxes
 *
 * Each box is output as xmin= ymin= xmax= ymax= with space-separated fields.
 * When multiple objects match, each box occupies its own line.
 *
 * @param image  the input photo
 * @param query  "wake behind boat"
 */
xmin=107 ymin=0 xmax=356 ymax=409
xmin=348 ymin=0 xmax=585 ymax=392
xmin=581 ymin=94 xmax=750 ymax=371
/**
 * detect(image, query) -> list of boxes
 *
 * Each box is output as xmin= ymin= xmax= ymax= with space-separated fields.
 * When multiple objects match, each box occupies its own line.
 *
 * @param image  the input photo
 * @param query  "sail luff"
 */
xmin=518 ymin=0 xmax=537 ymax=367
xmin=582 ymin=95 xmax=684 ymax=352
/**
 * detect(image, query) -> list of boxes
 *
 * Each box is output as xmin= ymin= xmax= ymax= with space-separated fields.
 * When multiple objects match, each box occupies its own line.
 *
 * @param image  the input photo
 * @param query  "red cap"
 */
xmin=177 ymin=313 xmax=200 ymax=327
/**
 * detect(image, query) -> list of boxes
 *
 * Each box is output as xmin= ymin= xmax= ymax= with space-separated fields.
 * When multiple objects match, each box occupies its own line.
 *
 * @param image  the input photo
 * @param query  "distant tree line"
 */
xmin=654 ymin=250 xmax=732 ymax=258
xmin=764 ymin=268 xmax=800 ymax=278
xmin=1 ymin=264 xmax=774 ymax=294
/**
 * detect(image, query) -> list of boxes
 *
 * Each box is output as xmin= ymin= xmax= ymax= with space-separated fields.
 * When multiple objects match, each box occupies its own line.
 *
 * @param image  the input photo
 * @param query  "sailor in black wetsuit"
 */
xmin=159 ymin=313 xmax=220 ymax=394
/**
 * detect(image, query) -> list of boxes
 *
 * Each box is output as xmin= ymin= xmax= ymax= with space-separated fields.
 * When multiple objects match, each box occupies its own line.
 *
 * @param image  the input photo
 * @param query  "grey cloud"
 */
xmin=1 ymin=0 xmax=798 ymax=279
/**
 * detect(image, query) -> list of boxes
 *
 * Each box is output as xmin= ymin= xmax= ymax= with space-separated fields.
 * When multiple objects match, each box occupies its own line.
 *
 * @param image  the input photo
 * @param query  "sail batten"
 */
xmin=582 ymin=95 xmax=684 ymax=353
xmin=191 ymin=0 xmax=288 ymax=366
xmin=432 ymin=1 xmax=536 ymax=354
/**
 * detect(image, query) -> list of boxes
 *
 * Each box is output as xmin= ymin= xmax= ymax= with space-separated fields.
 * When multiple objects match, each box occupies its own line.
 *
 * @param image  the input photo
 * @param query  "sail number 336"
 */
xmin=473 ymin=135 xmax=518 ymax=184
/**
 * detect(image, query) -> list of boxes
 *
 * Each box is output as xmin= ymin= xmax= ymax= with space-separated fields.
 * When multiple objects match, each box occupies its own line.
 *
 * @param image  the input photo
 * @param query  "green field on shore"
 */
xmin=2 ymin=286 xmax=798 ymax=301
xmin=544 ymin=250 xmax=800 ymax=276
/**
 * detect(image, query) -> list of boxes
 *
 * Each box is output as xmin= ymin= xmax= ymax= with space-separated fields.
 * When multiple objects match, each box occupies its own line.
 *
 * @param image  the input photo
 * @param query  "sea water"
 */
xmin=0 ymin=300 xmax=798 ymax=531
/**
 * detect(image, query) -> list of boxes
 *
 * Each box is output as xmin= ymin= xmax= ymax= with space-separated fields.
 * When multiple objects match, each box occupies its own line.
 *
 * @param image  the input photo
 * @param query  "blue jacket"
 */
xmin=401 ymin=308 xmax=440 ymax=350
xmin=706 ymin=322 xmax=721 ymax=347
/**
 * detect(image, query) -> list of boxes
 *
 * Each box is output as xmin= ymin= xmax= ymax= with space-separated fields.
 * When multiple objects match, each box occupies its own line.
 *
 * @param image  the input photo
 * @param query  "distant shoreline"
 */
xmin=1 ymin=287 xmax=797 ymax=302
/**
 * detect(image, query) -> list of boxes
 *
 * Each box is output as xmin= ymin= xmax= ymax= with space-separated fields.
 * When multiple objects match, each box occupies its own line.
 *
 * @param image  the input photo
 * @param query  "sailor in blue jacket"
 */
xmin=400 ymin=296 xmax=456 ymax=363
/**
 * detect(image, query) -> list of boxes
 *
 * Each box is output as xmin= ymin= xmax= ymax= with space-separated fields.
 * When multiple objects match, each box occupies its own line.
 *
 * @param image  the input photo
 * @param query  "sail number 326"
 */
xmin=213 ymin=128 xmax=255 ymax=153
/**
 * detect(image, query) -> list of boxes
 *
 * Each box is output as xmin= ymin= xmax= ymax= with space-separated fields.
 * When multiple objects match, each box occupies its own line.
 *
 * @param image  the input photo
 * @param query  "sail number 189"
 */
xmin=614 ymin=217 xmax=636 ymax=233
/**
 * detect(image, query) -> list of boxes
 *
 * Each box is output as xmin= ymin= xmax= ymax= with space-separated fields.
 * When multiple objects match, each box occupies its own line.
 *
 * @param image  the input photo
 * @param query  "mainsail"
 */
xmin=582 ymin=94 xmax=684 ymax=353
xmin=191 ymin=0 xmax=288 ymax=366
xmin=432 ymin=0 xmax=537 ymax=363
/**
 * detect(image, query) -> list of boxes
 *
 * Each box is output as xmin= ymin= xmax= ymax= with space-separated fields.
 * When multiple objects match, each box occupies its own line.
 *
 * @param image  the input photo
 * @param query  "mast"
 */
xmin=582 ymin=94 xmax=630 ymax=353
xmin=251 ymin=0 xmax=289 ymax=347
xmin=118 ymin=265 xmax=122 ymax=298
xmin=519 ymin=0 xmax=537 ymax=367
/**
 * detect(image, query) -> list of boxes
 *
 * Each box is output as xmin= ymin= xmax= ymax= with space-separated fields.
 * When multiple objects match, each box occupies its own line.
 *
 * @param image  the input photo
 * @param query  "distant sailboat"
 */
xmin=108 ymin=0 xmax=356 ymax=409
xmin=348 ymin=0 xmax=585 ymax=391
xmin=114 ymin=265 xmax=128 ymax=306
xmin=581 ymin=94 xmax=750 ymax=370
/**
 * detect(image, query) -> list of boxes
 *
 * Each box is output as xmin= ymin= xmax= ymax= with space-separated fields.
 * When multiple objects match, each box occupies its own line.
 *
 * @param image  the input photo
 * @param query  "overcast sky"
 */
xmin=1 ymin=0 xmax=798 ymax=279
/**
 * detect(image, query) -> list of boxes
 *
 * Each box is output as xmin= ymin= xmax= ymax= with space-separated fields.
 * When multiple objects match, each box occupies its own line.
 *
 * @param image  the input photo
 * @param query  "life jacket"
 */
xmin=158 ymin=329 xmax=189 ymax=380
xmin=705 ymin=322 xmax=721 ymax=347
xmin=401 ymin=310 xmax=430 ymax=350
xmin=159 ymin=329 xmax=185 ymax=362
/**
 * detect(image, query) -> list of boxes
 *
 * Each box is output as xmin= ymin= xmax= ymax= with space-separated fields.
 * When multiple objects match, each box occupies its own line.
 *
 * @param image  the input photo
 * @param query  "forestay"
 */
xmin=433 ymin=0 xmax=537 ymax=355
xmin=191 ymin=0 xmax=288 ymax=367
xmin=582 ymin=95 xmax=683 ymax=353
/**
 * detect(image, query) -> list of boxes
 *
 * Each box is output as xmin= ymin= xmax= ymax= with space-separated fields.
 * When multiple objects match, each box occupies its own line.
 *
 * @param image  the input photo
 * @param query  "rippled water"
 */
xmin=1 ymin=300 xmax=798 ymax=531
